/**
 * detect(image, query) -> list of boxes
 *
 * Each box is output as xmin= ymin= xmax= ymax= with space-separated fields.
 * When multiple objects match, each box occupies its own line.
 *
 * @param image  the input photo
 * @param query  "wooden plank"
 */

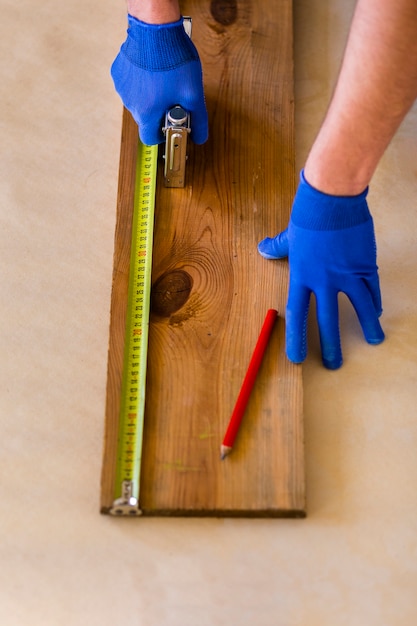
xmin=101 ymin=0 xmax=305 ymax=516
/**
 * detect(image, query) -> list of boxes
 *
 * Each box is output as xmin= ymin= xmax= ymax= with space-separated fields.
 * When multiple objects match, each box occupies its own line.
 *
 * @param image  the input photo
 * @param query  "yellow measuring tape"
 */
xmin=110 ymin=141 xmax=158 ymax=516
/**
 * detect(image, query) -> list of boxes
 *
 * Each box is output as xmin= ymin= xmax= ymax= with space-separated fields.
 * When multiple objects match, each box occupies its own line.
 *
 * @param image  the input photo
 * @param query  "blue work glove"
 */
xmin=258 ymin=170 xmax=385 ymax=369
xmin=111 ymin=15 xmax=208 ymax=146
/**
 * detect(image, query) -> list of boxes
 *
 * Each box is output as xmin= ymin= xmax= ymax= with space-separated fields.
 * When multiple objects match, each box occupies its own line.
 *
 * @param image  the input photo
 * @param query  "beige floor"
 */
xmin=2 ymin=0 xmax=417 ymax=624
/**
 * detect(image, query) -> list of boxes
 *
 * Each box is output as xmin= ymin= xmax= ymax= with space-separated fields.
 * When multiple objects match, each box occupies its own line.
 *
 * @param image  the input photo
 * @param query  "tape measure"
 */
xmin=110 ymin=141 xmax=158 ymax=516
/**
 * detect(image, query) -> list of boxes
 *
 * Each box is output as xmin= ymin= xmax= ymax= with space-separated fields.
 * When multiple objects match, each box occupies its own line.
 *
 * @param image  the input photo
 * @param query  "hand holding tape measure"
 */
xmin=111 ymin=15 xmax=208 ymax=146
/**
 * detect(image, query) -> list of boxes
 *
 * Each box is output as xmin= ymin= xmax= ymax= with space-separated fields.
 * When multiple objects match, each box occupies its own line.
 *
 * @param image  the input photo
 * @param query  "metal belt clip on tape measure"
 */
xmin=163 ymin=105 xmax=191 ymax=188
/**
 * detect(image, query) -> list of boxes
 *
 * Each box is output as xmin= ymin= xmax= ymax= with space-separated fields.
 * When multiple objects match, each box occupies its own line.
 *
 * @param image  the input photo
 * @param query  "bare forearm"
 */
xmin=127 ymin=0 xmax=180 ymax=23
xmin=305 ymin=0 xmax=417 ymax=195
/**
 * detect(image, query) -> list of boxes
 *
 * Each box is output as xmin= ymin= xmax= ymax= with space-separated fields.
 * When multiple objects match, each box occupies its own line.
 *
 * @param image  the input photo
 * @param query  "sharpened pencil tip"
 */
xmin=220 ymin=445 xmax=232 ymax=460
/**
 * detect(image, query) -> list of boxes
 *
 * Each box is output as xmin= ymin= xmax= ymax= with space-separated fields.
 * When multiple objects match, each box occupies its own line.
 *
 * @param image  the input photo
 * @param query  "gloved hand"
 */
xmin=258 ymin=170 xmax=385 ymax=369
xmin=111 ymin=15 xmax=208 ymax=146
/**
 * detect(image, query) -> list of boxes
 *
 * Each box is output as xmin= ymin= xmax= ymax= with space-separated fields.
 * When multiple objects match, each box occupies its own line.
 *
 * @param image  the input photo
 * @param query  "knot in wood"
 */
xmin=151 ymin=270 xmax=193 ymax=317
xmin=210 ymin=0 xmax=238 ymax=26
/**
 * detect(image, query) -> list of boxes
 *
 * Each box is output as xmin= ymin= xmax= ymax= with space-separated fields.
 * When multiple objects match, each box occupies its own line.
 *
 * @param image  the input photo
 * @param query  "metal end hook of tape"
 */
xmin=110 ymin=481 xmax=142 ymax=517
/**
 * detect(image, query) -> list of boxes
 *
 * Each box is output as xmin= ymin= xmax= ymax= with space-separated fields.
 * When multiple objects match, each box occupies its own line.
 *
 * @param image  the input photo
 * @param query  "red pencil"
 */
xmin=220 ymin=308 xmax=278 ymax=459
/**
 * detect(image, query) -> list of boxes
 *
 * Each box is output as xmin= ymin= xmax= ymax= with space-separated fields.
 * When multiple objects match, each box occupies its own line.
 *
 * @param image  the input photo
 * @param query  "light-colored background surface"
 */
xmin=1 ymin=0 xmax=416 ymax=624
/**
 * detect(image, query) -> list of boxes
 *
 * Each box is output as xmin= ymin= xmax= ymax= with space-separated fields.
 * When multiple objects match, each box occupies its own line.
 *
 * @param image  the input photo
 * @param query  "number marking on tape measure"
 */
xmin=110 ymin=141 xmax=158 ymax=516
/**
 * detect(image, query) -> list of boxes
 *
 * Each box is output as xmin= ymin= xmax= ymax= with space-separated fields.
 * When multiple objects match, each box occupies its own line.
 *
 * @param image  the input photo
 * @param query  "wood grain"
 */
xmin=101 ymin=0 xmax=305 ymax=516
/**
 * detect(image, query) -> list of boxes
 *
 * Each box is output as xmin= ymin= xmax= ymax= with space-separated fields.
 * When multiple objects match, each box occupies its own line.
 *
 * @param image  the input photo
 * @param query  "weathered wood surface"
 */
xmin=101 ymin=0 xmax=305 ymax=516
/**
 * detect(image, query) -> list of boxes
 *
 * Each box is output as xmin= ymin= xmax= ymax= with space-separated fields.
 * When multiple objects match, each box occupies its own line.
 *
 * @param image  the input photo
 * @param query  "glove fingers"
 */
xmin=258 ymin=229 xmax=289 ymax=260
xmin=175 ymin=61 xmax=208 ymax=144
xmin=315 ymin=290 xmax=343 ymax=369
xmin=189 ymin=99 xmax=209 ymax=144
xmin=365 ymin=273 xmax=383 ymax=317
xmin=285 ymin=283 xmax=311 ymax=364
xmin=140 ymin=123 xmax=163 ymax=146
xmin=134 ymin=92 xmax=208 ymax=146
xmin=347 ymin=281 xmax=385 ymax=345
